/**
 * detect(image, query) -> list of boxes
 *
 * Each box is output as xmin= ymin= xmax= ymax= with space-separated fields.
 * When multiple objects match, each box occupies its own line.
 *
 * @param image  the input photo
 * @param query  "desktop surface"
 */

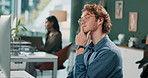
xmin=0 ymin=71 xmax=34 ymax=78
xmin=11 ymin=52 xmax=58 ymax=78
xmin=11 ymin=52 xmax=57 ymax=58
xmin=11 ymin=40 xmax=31 ymax=45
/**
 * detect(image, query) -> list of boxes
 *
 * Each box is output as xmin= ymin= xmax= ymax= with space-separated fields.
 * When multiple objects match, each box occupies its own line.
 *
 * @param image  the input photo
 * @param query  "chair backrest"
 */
xmin=56 ymin=43 xmax=73 ymax=68
xmin=36 ymin=43 xmax=73 ymax=70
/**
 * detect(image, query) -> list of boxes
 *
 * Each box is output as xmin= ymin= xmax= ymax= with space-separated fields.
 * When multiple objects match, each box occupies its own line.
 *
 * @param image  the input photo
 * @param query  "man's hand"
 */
xmin=75 ymin=26 xmax=91 ymax=55
xmin=76 ymin=26 xmax=91 ymax=46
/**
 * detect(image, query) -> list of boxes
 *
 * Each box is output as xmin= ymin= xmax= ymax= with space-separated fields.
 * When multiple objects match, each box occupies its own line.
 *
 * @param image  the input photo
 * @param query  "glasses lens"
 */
xmin=78 ymin=18 xmax=81 ymax=26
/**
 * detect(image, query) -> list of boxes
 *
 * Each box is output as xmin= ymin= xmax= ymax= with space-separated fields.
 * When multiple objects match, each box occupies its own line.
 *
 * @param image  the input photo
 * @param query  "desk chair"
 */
xmin=35 ymin=43 xmax=73 ymax=76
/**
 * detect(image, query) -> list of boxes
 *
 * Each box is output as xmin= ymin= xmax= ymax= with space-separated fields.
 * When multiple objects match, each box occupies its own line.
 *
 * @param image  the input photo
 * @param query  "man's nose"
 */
xmin=81 ymin=19 xmax=85 ymax=25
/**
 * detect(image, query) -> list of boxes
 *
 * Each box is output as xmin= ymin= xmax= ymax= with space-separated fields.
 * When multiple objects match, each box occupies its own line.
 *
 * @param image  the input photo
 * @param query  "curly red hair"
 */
xmin=82 ymin=4 xmax=112 ymax=34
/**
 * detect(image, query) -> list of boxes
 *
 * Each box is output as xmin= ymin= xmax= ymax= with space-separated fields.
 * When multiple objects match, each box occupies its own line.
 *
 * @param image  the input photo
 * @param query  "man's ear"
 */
xmin=97 ymin=17 xmax=104 ymax=25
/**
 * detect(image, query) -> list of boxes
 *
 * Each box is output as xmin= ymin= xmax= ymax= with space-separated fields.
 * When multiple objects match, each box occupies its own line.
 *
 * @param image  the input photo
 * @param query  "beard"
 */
xmin=83 ymin=28 xmax=87 ymax=34
xmin=83 ymin=27 xmax=90 ymax=34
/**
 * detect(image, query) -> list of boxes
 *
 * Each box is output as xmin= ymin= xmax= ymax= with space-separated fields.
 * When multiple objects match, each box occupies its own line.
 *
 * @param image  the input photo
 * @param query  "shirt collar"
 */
xmin=88 ymin=35 xmax=109 ymax=52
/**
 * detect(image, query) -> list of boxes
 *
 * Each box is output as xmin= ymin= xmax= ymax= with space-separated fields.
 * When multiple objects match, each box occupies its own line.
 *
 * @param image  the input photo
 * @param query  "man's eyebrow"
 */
xmin=85 ymin=13 xmax=91 ymax=16
xmin=81 ymin=13 xmax=91 ymax=17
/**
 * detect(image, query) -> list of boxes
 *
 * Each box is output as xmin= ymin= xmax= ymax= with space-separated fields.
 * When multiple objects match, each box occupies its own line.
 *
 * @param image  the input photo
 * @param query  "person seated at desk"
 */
xmin=37 ymin=15 xmax=62 ymax=54
xmin=25 ymin=15 xmax=62 ymax=77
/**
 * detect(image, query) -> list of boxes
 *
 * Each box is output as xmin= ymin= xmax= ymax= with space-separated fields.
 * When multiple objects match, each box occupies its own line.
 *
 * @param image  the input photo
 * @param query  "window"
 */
xmin=11 ymin=0 xmax=71 ymax=46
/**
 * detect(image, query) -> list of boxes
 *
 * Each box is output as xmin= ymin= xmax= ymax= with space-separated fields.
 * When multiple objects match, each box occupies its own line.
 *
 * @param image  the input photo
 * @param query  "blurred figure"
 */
xmin=25 ymin=16 xmax=62 ymax=77
xmin=38 ymin=15 xmax=62 ymax=54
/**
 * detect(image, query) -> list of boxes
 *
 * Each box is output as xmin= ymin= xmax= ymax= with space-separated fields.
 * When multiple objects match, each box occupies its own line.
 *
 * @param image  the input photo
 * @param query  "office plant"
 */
xmin=11 ymin=19 xmax=27 ymax=40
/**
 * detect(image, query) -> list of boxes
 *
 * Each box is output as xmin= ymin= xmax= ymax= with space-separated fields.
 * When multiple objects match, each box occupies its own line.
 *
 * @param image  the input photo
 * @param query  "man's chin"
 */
xmin=83 ymin=29 xmax=90 ymax=34
xmin=84 ymin=31 xmax=88 ymax=34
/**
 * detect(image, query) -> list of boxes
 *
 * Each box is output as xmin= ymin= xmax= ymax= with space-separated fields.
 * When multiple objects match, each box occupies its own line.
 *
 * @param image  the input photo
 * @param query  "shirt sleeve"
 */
xmin=67 ymin=50 xmax=118 ymax=78
xmin=67 ymin=54 xmax=86 ymax=78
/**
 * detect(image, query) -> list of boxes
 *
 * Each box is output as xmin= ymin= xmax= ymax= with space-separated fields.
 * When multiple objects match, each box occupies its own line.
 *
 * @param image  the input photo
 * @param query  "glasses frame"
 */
xmin=78 ymin=15 xmax=95 ymax=26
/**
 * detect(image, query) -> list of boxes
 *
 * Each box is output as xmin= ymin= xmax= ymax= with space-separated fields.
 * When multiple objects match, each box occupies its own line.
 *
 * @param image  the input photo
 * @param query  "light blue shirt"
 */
xmin=67 ymin=35 xmax=123 ymax=78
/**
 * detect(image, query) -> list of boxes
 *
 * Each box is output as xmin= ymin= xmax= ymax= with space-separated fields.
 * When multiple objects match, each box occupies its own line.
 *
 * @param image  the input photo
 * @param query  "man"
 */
xmin=67 ymin=4 xmax=123 ymax=78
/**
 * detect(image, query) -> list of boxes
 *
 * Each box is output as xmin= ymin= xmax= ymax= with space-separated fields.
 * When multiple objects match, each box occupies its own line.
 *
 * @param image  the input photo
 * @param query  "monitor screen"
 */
xmin=0 ymin=15 xmax=11 ymax=78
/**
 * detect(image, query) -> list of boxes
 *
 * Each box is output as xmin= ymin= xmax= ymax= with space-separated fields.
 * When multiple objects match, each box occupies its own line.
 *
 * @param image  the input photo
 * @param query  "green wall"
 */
xmin=71 ymin=0 xmax=148 ymax=43
xmin=86 ymin=0 xmax=148 ymax=43
xmin=70 ymin=0 xmax=83 ymax=43
xmin=106 ymin=0 xmax=148 ymax=43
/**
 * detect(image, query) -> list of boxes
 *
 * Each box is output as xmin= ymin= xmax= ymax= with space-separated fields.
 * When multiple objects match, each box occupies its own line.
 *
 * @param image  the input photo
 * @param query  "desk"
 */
xmin=118 ymin=46 xmax=148 ymax=78
xmin=11 ymin=41 xmax=31 ymax=45
xmin=0 ymin=71 xmax=34 ymax=78
xmin=11 ymin=52 xmax=58 ymax=78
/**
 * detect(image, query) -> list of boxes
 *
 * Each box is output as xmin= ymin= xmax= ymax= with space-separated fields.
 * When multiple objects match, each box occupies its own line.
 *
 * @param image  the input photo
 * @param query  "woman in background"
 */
xmin=37 ymin=15 xmax=62 ymax=54
xmin=25 ymin=16 xmax=62 ymax=77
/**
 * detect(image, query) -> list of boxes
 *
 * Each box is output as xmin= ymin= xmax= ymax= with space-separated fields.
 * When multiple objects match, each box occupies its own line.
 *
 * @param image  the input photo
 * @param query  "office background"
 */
xmin=1 ymin=0 xmax=148 ymax=78
xmin=70 ymin=0 xmax=148 ymax=43
xmin=1 ymin=0 xmax=148 ymax=44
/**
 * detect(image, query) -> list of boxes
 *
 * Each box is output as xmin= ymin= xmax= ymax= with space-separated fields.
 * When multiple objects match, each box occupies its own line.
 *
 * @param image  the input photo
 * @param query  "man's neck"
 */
xmin=91 ymin=30 xmax=106 ymax=45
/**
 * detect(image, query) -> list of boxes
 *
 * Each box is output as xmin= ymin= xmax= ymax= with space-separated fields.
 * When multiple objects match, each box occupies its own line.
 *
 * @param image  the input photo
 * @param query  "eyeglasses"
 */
xmin=78 ymin=15 xmax=95 ymax=26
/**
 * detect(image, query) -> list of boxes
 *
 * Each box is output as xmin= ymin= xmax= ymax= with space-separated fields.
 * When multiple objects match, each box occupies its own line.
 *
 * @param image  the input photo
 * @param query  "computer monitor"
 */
xmin=0 ymin=15 xmax=11 ymax=78
xmin=20 ymin=36 xmax=44 ymax=48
